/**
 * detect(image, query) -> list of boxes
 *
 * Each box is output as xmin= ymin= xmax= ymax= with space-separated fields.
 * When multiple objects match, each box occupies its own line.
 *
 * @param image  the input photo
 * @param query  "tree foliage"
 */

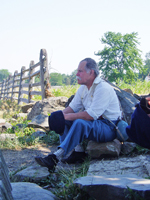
xmin=138 ymin=52 xmax=150 ymax=80
xmin=50 ymin=73 xmax=63 ymax=86
xmin=95 ymin=32 xmax=144 ymax=83
xmin=0 ymin=69 xmax=10 ymax=82
xmin=144 ymin=52 xmax=150 ymax=76
xmin=50 ymin=70 xmax=77 ymax=86
xmin=70 ymin=69 xmax=77 ymax=85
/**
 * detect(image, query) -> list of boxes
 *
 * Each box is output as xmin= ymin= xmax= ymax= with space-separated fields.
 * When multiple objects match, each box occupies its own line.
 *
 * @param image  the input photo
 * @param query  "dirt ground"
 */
xmin=1 ymin=144 xmax=58 ymax=173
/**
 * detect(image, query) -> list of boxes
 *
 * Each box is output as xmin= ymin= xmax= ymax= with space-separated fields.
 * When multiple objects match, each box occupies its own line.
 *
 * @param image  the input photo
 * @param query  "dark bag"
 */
xmin=126 ymin=103 xmax=150 ymax=149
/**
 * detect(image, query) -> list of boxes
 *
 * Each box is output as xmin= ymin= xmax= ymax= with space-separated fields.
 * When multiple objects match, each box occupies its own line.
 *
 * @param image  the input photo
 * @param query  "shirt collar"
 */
xmin=93 ymin=76 xmax=102 ymax=85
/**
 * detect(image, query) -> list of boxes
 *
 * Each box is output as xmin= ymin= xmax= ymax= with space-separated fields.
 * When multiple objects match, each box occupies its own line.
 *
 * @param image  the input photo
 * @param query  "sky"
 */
xmin=0 ymin=0 xmax=150 ymax=76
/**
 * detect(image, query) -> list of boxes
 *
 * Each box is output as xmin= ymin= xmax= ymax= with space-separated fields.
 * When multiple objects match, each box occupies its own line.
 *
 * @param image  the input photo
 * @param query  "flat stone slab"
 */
xmin=87 ymin=155 xmax=150 ymax=178
xmin=27 ymin=114 xmax=49 ymax=132
xmin=11 ymin=182 xmax=59 ymax=200
xmin=12 ymin=164 xmax=50 ymax=182
xmin=74 ymin=175 xmax=150 ymax=200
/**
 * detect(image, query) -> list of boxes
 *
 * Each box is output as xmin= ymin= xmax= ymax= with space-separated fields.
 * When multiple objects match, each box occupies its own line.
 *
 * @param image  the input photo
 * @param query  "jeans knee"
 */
xmin=73 ymin=119 xmax=85 ymax=126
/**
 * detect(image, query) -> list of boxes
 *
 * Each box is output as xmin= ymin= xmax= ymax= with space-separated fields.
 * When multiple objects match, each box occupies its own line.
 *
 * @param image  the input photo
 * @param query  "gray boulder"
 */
xmin=27 ymin=97 xmax=68 ymax=120
xmin=86 ymin=139 xmax=121 ymax=158
xmin=12 ymin=182 xmax=59 ymax=200
xmin=27 ymin=114 xmax=49 ymax=132
xmin=106 ymin=81 xmax=139 ymax=124
xmin=21 ymin=102 xmax=36 ymax=113
xmin=12 ymin=165 xmax=50 ymax=183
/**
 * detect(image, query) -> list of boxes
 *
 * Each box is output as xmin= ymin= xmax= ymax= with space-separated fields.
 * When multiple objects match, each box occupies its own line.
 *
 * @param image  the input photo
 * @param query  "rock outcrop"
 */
xmin=27 ymin=97 xmax=68 ymax=120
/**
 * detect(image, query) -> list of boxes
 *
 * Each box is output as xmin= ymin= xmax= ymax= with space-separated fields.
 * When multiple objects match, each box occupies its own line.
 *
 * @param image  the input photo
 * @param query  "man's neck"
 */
xmin=86 ymin=78 xmax=95 ymax=90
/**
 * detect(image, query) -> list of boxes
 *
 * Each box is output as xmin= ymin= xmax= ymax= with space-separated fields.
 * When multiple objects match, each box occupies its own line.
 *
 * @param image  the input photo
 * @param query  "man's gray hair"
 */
xmin=80 ymin=58 xmax=99 ymax=77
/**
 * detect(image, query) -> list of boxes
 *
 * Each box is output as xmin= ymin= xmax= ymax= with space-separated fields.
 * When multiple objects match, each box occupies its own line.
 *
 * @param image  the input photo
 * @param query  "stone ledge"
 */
xmin=74 ymin=175 xmax=150 ymax=200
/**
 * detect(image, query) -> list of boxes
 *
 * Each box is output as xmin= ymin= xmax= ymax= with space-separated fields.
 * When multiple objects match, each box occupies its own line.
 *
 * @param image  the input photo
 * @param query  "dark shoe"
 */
xmin=35 ymin=154 xmax=58 ymax=171
xmin=140 ymin=97 xmax=150 ymax=114
xmin=61 ymin=151 xmax=88 ymax=164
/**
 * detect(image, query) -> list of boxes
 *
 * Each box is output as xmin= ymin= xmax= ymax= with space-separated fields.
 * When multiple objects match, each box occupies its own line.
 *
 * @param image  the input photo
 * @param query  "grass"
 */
xmin=23 ymin=85 xmax=79 ymax=101
xmin=38 ymin=158 xmax=94 ymax=200
xmin=117 ymin=80 xmax=150 ymax=95
xmin=51 ymin=85 xmax=79 ymax=98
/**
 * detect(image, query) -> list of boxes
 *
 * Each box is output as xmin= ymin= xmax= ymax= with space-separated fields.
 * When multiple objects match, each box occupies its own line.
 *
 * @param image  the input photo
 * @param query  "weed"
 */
xmin=38 ymin=158 xmax=94 ymax=200
xmin=41 ymin=131 xmax=60 ymax=145
xmin=24 ymin=127 xmax=35 ymax=136
xmin=135 ymin=145 xmax=150 ymax=154
xmin=125 ymin=186 xmax=146 ymax=200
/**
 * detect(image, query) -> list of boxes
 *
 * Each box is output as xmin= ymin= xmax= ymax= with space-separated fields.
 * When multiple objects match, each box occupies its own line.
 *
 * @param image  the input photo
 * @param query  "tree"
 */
xmin=70 ymin=69 xmax=77 ymax=85
xmin=138 ymin=52 xmax=150 ymax=80
xmin=62 ymin=74 xmax=71 ymax=85
xmin=95 ymin=32 xmax=144 ymax=83
xmin=144 ymin=52 xmax=150 ymax=77
xmin=50 ymin=73 xmax=63 ymax=86
xmin=0 ymin=69 xmax=10 ymax=82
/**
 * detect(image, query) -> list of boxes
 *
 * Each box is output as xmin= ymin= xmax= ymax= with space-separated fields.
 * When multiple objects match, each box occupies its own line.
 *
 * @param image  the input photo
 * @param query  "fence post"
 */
xmin=18 ymin=66 xmax=26 ymax=105
xmin=11 ymin=71 xmax=18 ymax=102
xmin=3 ymin=79 xmax=7 ymax=99
xmin=6 ymin=75 xmax=11 ymax=99
xmin=40 ymin=49 xmax=50 ymax=100
xmin=28 ymin=61 xmax=35 ymax=103
xmin=0 ymin=80 xmax=4 ymax=100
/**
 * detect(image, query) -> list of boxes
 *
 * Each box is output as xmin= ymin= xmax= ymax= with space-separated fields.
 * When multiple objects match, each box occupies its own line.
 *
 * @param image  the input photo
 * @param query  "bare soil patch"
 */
xmin=1 ymin=145 xmax=58 ymax=173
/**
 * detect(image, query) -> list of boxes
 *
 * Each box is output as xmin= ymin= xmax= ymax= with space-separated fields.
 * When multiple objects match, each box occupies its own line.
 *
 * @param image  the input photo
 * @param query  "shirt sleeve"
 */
xmin=69 ymin=86 xmax=85 ymax=113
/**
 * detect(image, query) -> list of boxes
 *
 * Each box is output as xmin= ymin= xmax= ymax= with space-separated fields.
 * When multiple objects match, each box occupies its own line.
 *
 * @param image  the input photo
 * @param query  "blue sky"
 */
xmin=0 ymin=0 xmax=150 ymax=75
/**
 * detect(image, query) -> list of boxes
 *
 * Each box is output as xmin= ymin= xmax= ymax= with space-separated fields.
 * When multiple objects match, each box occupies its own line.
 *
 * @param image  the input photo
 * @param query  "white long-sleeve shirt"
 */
xmin=69 ymin=76 xmax=121 ymax=120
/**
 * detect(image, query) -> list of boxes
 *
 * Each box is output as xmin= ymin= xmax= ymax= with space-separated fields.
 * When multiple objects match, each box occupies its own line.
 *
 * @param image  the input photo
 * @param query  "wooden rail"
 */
xmin=0 ymin=49 xmax=50 ymax=104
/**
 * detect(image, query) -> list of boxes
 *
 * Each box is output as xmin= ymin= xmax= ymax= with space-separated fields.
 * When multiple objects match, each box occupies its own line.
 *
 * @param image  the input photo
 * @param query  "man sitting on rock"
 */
xmin=35 ymin=58 xmax=122 ymax=171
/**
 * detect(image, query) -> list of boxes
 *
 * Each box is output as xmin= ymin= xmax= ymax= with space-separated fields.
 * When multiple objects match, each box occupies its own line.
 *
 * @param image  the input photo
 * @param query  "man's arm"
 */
xmin=63 ymin=106 xmax=74 ymax=114
xmin=63 ymin=110 xmax=94 ymax=121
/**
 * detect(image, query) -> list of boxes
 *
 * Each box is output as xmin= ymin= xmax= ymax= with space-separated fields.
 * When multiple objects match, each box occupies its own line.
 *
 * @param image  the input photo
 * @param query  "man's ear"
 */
xmin=90 ymin=69 xmax=94 ymax=76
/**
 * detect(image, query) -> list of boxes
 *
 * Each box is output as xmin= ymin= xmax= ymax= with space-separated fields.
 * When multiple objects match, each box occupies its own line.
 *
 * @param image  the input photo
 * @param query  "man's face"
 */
xmin=76 ymin=61 xmax=91 ymax=85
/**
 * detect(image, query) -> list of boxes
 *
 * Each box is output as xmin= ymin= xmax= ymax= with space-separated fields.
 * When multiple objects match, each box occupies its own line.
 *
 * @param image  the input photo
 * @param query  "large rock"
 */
xmin=12 ymin=182 xmax=59 ymax=200
xmin=0 ymin=134 xmax=16 ymax=141
xmin=12 ymin=165 xmax=50 ymax=183
xmin=121 ymin=142 xmax=137 ymax=155
xmin=27 ymin=114 xmax=49 ymax=132
xmin=106 ymin=81 xmax=139 ymax=124
xmin=27 ymin=97 xmax=68 ymax=120
xmin=86 ymin=139 xmax=121 ymax=158
xmin=21 ymin=103 xmax=36 ymax=113
xmin=0 ymin=122 xmax=12 ymax=133
xmin=74 ymin=175 xmax=150 ymax=200
xmin=0 ymin=119 xmax=5 ymax=126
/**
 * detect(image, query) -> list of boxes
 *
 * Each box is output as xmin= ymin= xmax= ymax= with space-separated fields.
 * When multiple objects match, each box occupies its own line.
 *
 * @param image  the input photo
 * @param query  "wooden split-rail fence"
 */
xmin=0 ymin=49 xmax=51 ymax=104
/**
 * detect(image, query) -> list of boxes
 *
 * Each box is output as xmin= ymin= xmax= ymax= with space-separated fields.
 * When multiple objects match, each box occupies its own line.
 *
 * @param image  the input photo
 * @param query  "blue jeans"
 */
xmin=58 ymin=119 xmax=117 ymax=157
